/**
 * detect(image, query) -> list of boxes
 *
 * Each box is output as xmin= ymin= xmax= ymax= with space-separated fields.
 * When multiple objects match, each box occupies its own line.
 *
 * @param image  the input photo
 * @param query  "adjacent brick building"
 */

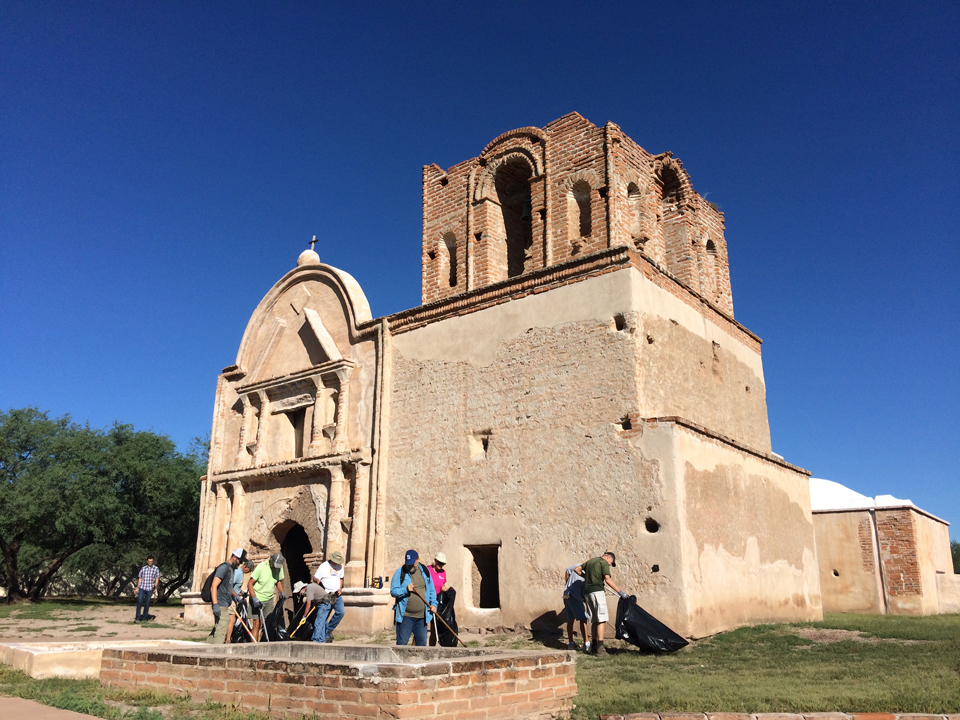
xmin=810 ymin=478 xmax=960 ymax=615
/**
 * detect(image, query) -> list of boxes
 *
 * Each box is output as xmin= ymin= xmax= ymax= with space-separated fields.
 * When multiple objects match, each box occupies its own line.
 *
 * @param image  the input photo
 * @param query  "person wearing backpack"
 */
xmin=206 ymin=548 xmax=245 ymax=644
xmin=389 ymin=549 xmax=437 ymax=647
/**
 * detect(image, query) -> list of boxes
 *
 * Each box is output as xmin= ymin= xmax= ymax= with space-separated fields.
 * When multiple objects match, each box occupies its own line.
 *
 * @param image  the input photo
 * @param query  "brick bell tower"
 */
xmin=420 ymin=112 xmax=734 ymax=316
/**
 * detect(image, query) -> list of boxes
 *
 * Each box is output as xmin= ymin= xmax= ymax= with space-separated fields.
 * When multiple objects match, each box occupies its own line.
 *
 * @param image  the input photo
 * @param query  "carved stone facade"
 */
xmin=186 ymin=114 xmax=825 ymax=637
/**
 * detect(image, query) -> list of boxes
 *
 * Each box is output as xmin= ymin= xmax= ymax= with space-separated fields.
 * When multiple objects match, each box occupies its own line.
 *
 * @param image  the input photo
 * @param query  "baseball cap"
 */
xmin=270 ymin=553 xmax=284 ymax=569
xmin=404 ymin=549 xmax=419 ymax=565
xmin=604 ymin=551 xmax=617 ymax=567
xmin=231 ymin=548 xmax=245 ymax=560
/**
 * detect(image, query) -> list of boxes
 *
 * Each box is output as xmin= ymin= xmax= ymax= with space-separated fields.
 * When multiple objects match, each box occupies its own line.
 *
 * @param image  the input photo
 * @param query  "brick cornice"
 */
xmin=388 ymin=245 xmax=763 ymax=352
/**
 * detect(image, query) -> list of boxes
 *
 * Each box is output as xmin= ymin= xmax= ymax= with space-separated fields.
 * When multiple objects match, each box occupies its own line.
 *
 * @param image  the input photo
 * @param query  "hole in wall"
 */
xmin=468 ymin=431 xmax=492 ymax=460
xmin=646 ymin=335 xmax=654 ymax=344
xmin=651 ymin=565 xmax=660 ymax=573
xmin=440 ymin=177 xmax=449 ymax=186
xmin=832 ymin=569 xmax=840 ymax=577
xmin=466 ymin=545 xmax=500 ymax=609
xmin=598 ymin=187 xmax=608 ymax=199
xmin=428 ymin=251 xmax=436 ymax=260
xmin=619 ymin=416 xmax=632 ymax=431
xmin=613 ymin=314 xmax=626 ymax=331
xmin=745 ymin=386 xmax=751 ymax=394
xmin=474 ymin=232 xmax=482 ymax=243
xmin=645 ymin=517 xmax=660 ymax=533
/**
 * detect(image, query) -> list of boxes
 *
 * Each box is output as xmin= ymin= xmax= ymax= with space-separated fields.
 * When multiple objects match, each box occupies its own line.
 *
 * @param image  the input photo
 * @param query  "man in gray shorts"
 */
xmin=574 ymin=551 xmax=628 ymax=656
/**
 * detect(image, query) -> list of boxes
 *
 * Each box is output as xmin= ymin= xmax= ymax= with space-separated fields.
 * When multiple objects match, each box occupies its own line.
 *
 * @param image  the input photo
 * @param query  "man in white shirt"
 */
xmin=313 ymin=551 xmax=345 ymax=642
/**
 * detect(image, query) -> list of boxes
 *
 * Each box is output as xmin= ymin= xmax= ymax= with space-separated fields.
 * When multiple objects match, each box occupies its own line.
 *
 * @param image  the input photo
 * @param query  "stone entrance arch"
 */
xmin=275 ymin=520 xmax=314 ymax=587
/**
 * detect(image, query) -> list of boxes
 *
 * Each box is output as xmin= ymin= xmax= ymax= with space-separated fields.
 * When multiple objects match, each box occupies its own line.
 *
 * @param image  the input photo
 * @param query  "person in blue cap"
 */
xmin=390 ymin=549 xmax=438 ymax=646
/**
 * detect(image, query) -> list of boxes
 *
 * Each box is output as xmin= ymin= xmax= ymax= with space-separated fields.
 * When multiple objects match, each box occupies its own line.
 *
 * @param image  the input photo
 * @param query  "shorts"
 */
xmin=563 ymin=596 xmax=587 ymax=622
xmin=584 ymin=591 xmax=608 ymax=623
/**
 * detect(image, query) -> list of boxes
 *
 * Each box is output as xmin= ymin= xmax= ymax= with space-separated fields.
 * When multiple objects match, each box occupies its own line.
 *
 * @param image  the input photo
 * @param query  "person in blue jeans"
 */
xmin=134 ymin=556 xmax=160 ymax=622
xmin=304 ymin=579 xmax=333 ymax=643
xmin=390 ymin=549 xmax=437 ymax=646
xmin=312 ymin=551 xmax=345 ymax=642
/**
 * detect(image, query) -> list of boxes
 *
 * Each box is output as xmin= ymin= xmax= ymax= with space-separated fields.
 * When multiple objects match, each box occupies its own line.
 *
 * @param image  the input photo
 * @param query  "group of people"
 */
xmin=138 ymin=544 xmax=625 ymax=654
xmin=562 ymin=551 xmax=628 ymax=656
xmin=388 ymin=549 xmax=449 ymax=647
xmin=204 ymin=548 xmax=346 ymax=645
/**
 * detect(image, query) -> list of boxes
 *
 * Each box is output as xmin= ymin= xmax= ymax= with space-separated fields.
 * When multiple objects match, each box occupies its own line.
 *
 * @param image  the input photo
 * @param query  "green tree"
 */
xmin=952 ymin=540 xmax=959 ymax=574
xmin=0 ymin=408 xmax=206 ymax=603
xmin=0 ymin=408 xmax=124 ymax=602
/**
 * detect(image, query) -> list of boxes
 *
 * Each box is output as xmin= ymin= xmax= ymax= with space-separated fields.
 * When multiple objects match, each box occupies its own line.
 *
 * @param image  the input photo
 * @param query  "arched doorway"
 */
xmin=275 ymin=521 xmax=314 ymax=587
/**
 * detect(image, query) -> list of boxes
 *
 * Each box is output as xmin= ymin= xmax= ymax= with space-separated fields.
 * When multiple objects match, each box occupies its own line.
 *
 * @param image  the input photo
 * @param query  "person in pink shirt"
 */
xmin=427 ymin=552 xmax=448 ymax=646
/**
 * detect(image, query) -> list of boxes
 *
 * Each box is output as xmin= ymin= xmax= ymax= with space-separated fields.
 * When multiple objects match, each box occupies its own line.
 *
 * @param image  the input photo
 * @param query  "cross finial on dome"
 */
xmin=297 ymin=236 xmax=321 ymax=267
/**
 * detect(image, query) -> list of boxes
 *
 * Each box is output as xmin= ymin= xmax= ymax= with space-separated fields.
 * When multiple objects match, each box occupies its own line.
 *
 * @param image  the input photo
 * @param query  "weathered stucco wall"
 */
xmin=384 ymin=266 xmax=812 ymax=635
xmin=665 ymin=424 xmax=821 ymax=635
xmin=386 ymin=271 xmax=652 ymax=629
xmin=812 ymin=510 xmax=884 ymax=614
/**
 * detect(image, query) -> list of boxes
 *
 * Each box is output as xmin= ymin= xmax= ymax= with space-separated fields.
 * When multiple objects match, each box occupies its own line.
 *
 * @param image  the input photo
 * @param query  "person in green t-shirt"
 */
xmin=573 ymin=551 xmax=628 ymax=656
xmin=247 ymin=553 xmax=285 ymax=640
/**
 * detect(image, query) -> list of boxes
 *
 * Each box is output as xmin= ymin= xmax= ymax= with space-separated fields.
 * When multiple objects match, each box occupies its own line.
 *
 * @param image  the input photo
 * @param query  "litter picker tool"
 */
xmin=409 ymin=586 xmax=465 ymax=647
xmin=231 ymin=601 xmax=257 ymax=643
xmin=289 ymin=604 xmax=317 ymax=639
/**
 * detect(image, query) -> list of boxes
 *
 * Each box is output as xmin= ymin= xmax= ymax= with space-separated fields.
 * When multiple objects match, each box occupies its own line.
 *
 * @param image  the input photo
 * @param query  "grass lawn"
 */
xmin=572 ymin=613 xmax=960 ymax=718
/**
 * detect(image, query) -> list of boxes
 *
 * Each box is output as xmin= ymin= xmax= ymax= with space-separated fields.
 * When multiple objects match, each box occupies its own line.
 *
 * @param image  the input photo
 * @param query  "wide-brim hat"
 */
xmin=293 ymin=581 xmax=307 ymax=594
xmin=434 ymin=552 xmax=448 ymax=565
xmin=329 ymin=551 xmax=344 ymax=564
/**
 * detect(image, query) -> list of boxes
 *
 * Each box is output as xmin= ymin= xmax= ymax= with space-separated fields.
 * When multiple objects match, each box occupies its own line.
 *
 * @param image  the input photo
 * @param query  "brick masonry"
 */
xmin=875 ymin=510 xmax=923 ymax=597
xmin=421 ymin=112 xmax=734 ymax=315
xmin=99 ymin=647 xmax=576 ymax=719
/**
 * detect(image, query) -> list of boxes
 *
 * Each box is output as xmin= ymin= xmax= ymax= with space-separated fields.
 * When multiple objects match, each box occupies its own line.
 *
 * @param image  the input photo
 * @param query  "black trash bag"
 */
xmin=264 ymin=601 xmax=289 ymax=642
xmin=615 ymin=595 xmax=688 ymax=653
xmin=286 ymin=604 xmax=315 ymax=641
xmin=436 ymin=588 xmax=459 ymax=647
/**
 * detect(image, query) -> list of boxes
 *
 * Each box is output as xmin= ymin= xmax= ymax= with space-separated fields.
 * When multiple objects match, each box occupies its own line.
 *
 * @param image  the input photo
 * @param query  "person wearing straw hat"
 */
xmin=313 ymin=550 xmax=345 ymax=642
xmin=390 ymin=549 xmax=438 ymax=647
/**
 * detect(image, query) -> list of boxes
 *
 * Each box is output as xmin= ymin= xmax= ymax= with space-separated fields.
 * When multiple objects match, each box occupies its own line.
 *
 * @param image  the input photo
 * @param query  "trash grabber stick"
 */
xmin=259 ymin=607 xmax=270 ymax=642
xmin=289 ymin=605 xmax=317 ymax=639
xmin=410 ymin=586 xmax=465 ymax=647
xmin=231 ymin=602 xmax=258 ymax=643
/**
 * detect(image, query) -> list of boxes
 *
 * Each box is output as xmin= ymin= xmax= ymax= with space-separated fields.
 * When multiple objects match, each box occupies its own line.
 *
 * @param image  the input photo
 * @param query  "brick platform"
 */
xmin=99 ymin=642 xmax=576 ymax=719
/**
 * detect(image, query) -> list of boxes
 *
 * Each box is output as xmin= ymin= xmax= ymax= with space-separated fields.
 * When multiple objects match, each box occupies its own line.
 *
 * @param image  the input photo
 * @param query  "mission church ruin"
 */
xmin=184 ymin=112 xmax=826 ymax=636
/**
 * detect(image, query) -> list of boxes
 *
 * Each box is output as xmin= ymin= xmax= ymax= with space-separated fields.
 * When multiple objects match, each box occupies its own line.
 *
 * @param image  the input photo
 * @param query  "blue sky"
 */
xmin=2 ymin=3 xmax=957 ymax=535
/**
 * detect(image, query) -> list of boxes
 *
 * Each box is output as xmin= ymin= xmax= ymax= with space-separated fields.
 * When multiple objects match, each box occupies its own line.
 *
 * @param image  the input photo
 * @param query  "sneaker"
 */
xmin=566 ymin=641 xmax=578 ymax=651
xmin=583 ymin=641 xmax=591 ymax=653
xmin=325 ymin=634 xmax=334 ymax=643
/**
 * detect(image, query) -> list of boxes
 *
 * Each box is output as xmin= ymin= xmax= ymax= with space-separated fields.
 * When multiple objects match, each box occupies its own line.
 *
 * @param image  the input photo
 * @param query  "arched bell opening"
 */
xmin=495 ymin=158 xmax=533 ymax=278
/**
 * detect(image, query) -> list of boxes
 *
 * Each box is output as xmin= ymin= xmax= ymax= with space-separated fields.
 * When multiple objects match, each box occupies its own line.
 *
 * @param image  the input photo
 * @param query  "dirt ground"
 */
xmin=0 ymin=599 xmax=553 ymax=649
xmin=0 ymin=601 xmax=211 ymax=643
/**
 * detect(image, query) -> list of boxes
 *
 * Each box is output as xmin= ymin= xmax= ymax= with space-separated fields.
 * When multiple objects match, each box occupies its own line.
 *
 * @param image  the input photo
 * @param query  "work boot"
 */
xmin=594 ymin=642 xmax=608 ymax=656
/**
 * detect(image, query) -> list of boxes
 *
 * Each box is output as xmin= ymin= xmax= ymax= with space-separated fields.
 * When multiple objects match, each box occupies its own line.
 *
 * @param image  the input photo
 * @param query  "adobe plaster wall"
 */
xmin=667 ymin=424 xmax=822 ymax=636
xmin=385 ymin=265 xmax=810 ymax=636
xmin=812 ymin=511 xmax=884 ymax=614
